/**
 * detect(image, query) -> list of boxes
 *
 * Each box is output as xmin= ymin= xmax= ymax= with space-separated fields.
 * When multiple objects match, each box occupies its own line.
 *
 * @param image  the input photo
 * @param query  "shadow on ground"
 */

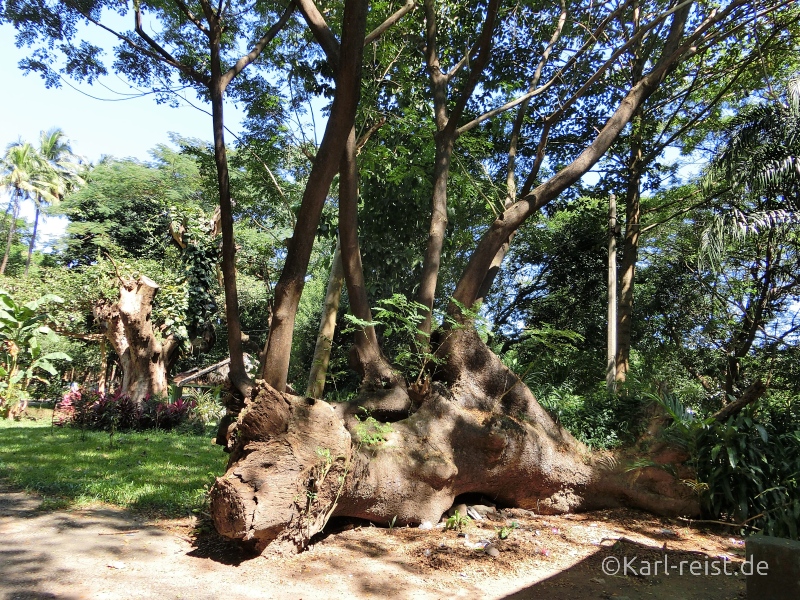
xmin=501 ymin=538 xmax=746 ymax=600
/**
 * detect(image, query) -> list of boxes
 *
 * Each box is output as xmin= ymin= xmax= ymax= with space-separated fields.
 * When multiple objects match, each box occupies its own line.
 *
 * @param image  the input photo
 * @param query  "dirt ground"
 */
xmin=0 ymin=482 xmax=748 ymax=600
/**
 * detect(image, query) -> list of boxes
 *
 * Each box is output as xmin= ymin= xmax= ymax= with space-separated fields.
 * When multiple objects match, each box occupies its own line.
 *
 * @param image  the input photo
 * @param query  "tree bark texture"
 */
xmin=416 ymin=133 xmax=453 ymax=340
xmin=92 ymin=276 xmax=180 ymax=405
xmin=211 ymin=328 xmax=699 ymax=554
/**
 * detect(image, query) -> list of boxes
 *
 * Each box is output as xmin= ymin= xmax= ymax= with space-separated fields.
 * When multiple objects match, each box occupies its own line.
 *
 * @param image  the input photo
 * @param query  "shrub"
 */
xmin=182 ymin=387 xmax=224 ymax=426
xmin=533 ymin=382 xmax=645 ymax=449
xmin=655 ymin=393 xmax=800 ymax=540
xmin=54 ymin=388 xmax=196 ymax=432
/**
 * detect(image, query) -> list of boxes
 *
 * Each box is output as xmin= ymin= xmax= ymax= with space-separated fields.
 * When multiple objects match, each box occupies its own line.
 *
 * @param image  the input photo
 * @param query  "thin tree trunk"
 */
xmin=615 ymin=152 xmax=641 ymax=384
xmin=616 ymin=5 xmax=644 ymax=384
xmin=416 ymin=0 xmax=500 ymax=340
xmin=0 ymin=192 xmax=20 ymax=275
xmin=108 ymin=363 xmax=117 ymax=394
xmin=416 ymin=134 xmax=453 ymax=340
xmin=209 ymin=32 xmax=250 ymax=398
xmin=339 ymin=127 xmax=400 ymax=387
xmin=24 ymin=205 xmax=39 ymax=276
xmin=607 ymin=193 xmax=618 ymax=392
xmin=306 ymin=238 xmax=344 ymax=399
xmin=261 ymin=0 xmax=368 ymax=393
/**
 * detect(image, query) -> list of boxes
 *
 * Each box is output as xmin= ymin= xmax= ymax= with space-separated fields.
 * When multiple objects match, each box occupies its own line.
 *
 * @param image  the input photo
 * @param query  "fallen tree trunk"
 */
xmin=210 ymin=328 xmax=698 ymax=553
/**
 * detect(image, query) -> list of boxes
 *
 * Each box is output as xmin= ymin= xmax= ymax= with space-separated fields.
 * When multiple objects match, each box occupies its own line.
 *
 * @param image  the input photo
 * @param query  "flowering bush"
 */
xmin=53 ymin=388 xmax=196 ymax=432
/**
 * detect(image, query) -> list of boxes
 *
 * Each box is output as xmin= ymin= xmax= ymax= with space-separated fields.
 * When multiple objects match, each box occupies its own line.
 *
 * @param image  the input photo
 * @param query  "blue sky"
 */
xmin=0 ymin=23 xmax=248 ymax=163
xmin=0 ymin=22 xmax=249 ymax=246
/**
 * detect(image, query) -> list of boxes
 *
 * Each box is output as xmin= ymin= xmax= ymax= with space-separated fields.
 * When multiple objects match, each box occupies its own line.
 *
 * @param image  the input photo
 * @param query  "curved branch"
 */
xmin=295 ymin=0 xmax=341 ymax=68
xmin=221 ymin=2 xmax=296 ymax=89
xmin=173 ymin=0 xmax=210 ymax=34
xmin=134 ymin=6 xmax=208 ymax=86
xmin=364 ymin=0 xmax=417 ymax=45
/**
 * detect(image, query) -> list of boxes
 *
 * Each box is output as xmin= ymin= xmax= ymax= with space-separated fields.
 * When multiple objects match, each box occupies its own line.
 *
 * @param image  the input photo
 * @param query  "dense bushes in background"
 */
xmin=657 ymin=394 xmax=800 ymax=540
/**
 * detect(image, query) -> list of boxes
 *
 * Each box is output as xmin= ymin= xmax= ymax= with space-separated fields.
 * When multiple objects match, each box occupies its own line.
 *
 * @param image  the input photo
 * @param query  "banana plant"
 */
xmin=0 ymin=289 xmax=70 ymax=418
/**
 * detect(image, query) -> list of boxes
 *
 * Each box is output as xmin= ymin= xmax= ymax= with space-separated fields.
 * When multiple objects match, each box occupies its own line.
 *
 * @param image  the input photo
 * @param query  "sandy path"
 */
xmin=0 ymin=486 xmax=533 ymax=600
xmin=0 ymin=483 xmax=747 ymax=600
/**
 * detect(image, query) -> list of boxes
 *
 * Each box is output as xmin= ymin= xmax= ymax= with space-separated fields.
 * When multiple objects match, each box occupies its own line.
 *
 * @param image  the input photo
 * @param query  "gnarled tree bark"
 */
xmin=211 ymin=327 xmax=698 ymax=554
xmin=92 ymin=276 xmax=180 ymax=405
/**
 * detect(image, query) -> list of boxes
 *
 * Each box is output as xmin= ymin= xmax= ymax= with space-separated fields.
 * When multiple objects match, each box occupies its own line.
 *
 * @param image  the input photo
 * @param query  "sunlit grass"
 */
xmin=0 ymin=412 xmax=228 ymax=517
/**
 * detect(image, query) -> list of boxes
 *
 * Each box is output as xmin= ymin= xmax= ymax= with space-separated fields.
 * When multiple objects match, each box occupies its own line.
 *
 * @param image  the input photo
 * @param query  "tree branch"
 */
xmin=444 ymin=0 xmax=500 ymax=137
xmin=457 ymin=0 xmax=632 ymax=135
xmin=221 ymin=1 xmax=296 ymax=88
xmin=133 ymin=6 xmax=209 ymax=86
xmin=712 ymin=380 xmax=767 ymax=421
xmin=172 ymin=0 xmax=210 ymax=34
xmin=356 ymin=118 xmax=386 ymax=152
xmin=452 ymin=1 xmax=698 ymax=310
xmin=295 ymin=0 xmax=341 ymax=68
xmin=364 ymin=0 xmax=417 ymax=45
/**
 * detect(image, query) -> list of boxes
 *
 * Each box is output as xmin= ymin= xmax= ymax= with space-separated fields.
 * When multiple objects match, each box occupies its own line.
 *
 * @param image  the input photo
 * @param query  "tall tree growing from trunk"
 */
xmin=262 ymin=0 xmax=419 ymax=393
xmin=208 ymin=0 xmax=795 ymax=553
xmin=415 ymin=0 xmax=501 ymax=341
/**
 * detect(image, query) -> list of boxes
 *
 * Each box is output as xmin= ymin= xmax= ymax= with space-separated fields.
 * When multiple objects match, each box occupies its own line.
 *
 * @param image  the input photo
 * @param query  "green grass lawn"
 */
xmin=0 ymin=410 xmax=228 ymax=517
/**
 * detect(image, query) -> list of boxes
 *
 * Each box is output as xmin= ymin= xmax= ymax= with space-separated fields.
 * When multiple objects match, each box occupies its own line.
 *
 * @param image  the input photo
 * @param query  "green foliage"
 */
xmin=533 ymin=383 xmax=645 ymax=450
xmin=490 ymin=197 xmax=608 ymax=393
xmin=168 ymin=206 xmax=220 ymax=341
xmin=695 ymin=412 xmax=800 ymax=540
xmin=354 ymin=410 xmax=393 ymax=447
xmin=497 ymin=521 xmax=519 ymax=540
xmin=57 ymin=142 xmax=210 ymax=266
xmin=445 ymin=511 xmax=472 ymax=532
xmin=182 ymin=387 xmax=224 ymax=427
xmin=345 ymin=294 xmax=474 ymax=384
xmin=0 ymin=289 xmax=70 ymax=417
xmin=654 ymin=393 xmax=800 ymax=540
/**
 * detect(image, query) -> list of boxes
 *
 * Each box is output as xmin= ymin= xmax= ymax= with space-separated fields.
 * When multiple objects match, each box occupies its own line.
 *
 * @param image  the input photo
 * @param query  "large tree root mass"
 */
xmin=210 ymin=331 xmax=698 ymax=553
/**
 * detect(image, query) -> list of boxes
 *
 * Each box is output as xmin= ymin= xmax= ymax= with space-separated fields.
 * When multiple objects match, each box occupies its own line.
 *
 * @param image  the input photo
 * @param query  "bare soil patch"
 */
xmin=0 ymin=483 xmax=746 ymax=599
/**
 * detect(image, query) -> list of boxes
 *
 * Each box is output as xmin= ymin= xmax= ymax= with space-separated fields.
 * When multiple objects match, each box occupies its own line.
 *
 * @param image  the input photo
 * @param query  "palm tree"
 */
xmin=25 ymin=129 xmax=84 ymax=274
xmin=700 ymin=78 xmax=800 ymax=267
xmin=0 ymin=142 xmax=46 ymax=275
xmin=707 ymin=78 xmax=800 ymax=229
xmin=698 ymin=79 xmax=800 ymax=395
